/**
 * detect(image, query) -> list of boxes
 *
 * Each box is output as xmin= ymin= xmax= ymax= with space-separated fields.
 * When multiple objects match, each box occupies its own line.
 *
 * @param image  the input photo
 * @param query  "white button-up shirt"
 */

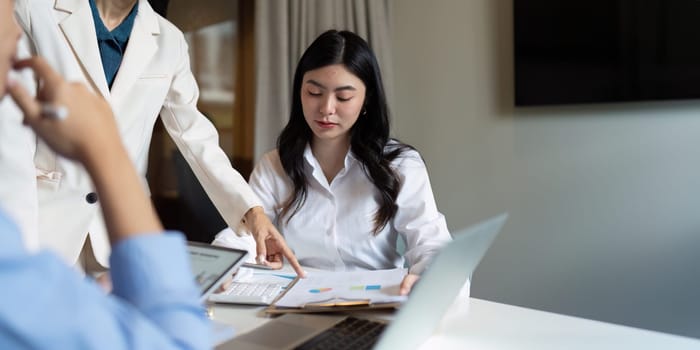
xmin=247 ymin=144 xmax=451 ymax=275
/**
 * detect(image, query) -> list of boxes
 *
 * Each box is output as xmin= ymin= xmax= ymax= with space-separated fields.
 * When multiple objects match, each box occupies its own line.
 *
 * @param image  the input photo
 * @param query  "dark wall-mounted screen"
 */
xmin=514 ymin=0 xmax=700 ymax=106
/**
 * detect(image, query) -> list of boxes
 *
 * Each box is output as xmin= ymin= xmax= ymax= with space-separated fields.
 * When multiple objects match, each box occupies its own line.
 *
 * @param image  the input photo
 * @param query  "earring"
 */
xmin=362 ymin=108 xmax=367 ymax=115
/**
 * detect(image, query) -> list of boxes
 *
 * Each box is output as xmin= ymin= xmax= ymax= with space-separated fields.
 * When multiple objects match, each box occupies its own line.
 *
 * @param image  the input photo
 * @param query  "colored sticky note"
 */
xmin=309 ymin=288 xmax=332 ymax=294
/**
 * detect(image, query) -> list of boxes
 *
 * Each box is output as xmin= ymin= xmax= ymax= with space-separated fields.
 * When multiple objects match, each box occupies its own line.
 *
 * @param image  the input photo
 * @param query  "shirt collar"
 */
xmin=302 ymin=144 xmax=318 ymax=171
xmin=90 ymin=0 xmax=138 ymax=45
xmin=303 ymin=143 xmax=358 ymax=172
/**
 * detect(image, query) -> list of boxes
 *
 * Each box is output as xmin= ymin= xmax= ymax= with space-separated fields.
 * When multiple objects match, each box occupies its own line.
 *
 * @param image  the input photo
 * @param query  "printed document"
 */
xmin=273 ymin=268 xmax=408 ymax=308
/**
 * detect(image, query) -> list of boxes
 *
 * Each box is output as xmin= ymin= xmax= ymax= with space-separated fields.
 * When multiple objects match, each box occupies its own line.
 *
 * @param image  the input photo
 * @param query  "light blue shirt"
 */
xmin=0 ymin=210 xmax=209 ymax=349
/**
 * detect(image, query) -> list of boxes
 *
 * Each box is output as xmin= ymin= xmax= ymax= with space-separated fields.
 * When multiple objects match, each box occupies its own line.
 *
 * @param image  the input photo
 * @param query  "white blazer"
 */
xmin=14 ymin=0 xmax=260 ymax=266
xmin=0 ymin=35 xmax=38 ymax=250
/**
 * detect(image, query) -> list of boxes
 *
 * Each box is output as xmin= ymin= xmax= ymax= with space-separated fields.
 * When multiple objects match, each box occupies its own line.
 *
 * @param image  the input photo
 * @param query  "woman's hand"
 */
xmin=399 ymin=273 xmax=420 ymax=295
xmin=245 ymin=207 xmax=305 ymax=277
xmin=8 ymin=57 xmax=118 ymax=162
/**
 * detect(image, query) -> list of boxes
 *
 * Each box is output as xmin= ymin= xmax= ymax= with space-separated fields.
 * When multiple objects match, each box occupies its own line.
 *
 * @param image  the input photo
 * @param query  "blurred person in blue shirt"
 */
xmin=0 ymin=0 xmax=209 ymax=347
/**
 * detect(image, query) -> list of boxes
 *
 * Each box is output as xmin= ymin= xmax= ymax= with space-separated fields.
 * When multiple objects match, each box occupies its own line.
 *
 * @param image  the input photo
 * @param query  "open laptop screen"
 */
xmin=188 ymin=241 xmax=248 ymax=299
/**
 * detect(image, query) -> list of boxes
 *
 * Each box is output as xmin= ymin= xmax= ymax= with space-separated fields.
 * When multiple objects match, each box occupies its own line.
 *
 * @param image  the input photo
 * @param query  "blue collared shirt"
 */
xmin=89 ymin=0 xmax=138 ymax=88
xmin=0 ymin=210 xmax=209 ymax=349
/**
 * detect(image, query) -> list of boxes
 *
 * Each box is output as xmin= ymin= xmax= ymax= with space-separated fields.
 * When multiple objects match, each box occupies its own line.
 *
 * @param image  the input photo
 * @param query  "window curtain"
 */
xmin=253 ymin=0 xmax=393 ymax=160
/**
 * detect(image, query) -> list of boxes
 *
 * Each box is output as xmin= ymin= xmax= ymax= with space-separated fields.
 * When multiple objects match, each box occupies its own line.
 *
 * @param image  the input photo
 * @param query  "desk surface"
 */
xmin=211 ymin=296 xmax=700 ymax=349
xmin=425 ymin=298 xmax=700 ymax=349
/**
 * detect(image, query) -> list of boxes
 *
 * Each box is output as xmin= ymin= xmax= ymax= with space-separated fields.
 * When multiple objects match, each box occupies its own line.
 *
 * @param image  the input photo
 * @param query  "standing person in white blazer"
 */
xmin=12 ymin=0 xmax=304 ymax=277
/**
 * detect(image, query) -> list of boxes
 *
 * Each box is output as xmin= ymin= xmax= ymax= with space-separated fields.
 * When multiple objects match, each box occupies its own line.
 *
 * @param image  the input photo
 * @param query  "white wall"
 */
xmin=391 ymin=0 xmax=700 ymax=338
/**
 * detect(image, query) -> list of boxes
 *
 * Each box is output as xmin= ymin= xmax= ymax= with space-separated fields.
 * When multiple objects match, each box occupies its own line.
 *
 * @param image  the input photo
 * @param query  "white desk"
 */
xmin=211 ymin=297 xmax=700 ymax=349
xmin=423 ymin=298 xmax=700 ymax=349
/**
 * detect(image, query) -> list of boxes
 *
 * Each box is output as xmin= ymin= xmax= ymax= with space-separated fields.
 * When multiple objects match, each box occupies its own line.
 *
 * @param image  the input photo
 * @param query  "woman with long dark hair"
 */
xmin=220 ymin=30 xmax=451 ymax=294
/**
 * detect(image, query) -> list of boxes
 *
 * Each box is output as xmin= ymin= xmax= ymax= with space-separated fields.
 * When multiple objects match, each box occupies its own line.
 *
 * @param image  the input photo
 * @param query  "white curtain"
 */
xmin=254 ymin=0 xmax=393 ymax=160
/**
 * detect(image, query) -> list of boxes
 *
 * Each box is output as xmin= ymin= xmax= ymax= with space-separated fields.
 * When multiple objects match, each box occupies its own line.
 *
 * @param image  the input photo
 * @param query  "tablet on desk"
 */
xmin=187 ymin=241 xmax=249 ymax=302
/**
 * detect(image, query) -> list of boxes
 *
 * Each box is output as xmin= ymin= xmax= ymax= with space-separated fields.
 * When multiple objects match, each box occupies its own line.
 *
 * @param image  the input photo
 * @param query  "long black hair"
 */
xmin=277 ymin=29 xmax=412 ymax=234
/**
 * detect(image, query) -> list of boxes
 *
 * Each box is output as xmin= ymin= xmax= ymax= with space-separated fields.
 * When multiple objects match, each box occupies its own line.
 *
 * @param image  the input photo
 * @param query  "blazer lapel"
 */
xmin=55 ymin=0 xmax=110 ymax=98
xmin=109 ymin=0 xmax=160 ymax=104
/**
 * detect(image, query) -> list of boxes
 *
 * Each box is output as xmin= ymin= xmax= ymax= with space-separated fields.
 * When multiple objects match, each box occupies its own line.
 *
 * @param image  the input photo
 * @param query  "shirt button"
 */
xmin=86 ymin=192 xmax=99 ymax=204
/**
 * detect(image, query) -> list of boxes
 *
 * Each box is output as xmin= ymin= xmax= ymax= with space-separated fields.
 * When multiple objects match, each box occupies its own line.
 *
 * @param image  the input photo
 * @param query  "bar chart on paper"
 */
xmin=275 ymin=268 xmax=409 ymax=307
xmin=309 ymin=288 xmax=333 ymax=294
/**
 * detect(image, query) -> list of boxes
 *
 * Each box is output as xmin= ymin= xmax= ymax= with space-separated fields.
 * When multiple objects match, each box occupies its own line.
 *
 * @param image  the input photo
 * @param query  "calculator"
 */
xmin=208 ymin=281 xmax=285 ymax=305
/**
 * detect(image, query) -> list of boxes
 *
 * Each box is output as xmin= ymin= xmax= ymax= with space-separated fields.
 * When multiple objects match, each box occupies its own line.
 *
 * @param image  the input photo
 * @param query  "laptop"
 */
xmin=217 ymin=213 xmax=508 ymax=350
xmin=187 ymin=241 xmax=249 ymax=302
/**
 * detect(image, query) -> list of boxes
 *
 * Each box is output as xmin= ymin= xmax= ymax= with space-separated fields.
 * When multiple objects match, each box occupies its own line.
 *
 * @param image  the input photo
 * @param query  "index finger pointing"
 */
xmin=283 ymin=246 xmax=305 ymax=278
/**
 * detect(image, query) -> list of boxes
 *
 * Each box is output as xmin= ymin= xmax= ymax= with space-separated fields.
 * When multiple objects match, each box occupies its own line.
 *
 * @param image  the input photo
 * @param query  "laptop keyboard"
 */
xmin=294 ymin=317 xmax=387 ymax=350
